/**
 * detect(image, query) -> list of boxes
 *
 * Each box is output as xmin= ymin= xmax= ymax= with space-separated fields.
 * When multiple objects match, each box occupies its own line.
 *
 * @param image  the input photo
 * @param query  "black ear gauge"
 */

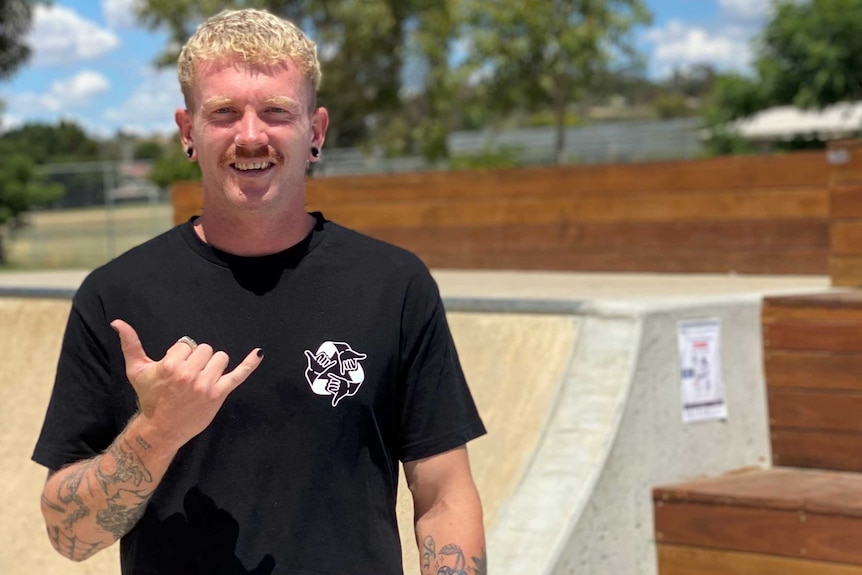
xmin=186 ymin=146 xmax=194 ymax=158
xmin=311 ymin=146 xmax=320 ymax=158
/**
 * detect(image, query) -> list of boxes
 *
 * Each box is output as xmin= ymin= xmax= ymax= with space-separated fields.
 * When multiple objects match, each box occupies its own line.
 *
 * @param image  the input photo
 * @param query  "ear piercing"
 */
xmin=186 ymin=147 xmax=194 ymax=158
xmin=311 ymin=146 xmax=320 ymax=158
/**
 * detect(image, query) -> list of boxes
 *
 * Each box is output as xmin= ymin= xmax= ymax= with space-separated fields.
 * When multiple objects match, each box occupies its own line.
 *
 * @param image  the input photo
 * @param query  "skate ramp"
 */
xmin=0 ymin=277 xmax=816 ymax=575
xmin=0 ymin=294 xmax=578 ymax=575
xmin=0 ymin=297 xmax=118 ymax=575
xmin=484 ymin=296 xmax=774 ymax=575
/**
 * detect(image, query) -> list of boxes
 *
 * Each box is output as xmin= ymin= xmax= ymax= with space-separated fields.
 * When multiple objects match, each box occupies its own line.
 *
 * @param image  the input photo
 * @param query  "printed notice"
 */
xmin=677 ymin=318 xmax=727 ymax=423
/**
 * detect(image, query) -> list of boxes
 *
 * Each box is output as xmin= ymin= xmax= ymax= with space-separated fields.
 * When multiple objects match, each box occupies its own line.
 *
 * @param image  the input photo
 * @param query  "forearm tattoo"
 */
xmin=422 ymin=536 xmax=487 ymax=575
xmin=55 ymin=466 xmax=92 ymax=529
xmin=47 ymin=525 xmax=101 ymax=561
xmin=44 ymin=434 xmax=155 ymax=556
xmin=95 ymin=437 xmax=153 ymax=492
xmin=96 ymin=490 xmax=151 ymax=538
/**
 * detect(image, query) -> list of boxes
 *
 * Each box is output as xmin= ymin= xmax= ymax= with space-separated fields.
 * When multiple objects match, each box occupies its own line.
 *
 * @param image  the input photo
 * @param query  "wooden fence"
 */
xmin=173 ymin=147 xmax=850 ymax=277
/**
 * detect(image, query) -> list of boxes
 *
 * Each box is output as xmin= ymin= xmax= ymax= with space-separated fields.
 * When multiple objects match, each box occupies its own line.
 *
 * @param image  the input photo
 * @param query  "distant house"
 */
xmin=110 ymin=161 xmax=160 ymax=203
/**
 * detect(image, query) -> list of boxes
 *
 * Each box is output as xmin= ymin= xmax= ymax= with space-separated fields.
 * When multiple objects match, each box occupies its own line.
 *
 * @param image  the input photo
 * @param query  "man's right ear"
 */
xmin=175 ymin=108 xmax=193 ymax=150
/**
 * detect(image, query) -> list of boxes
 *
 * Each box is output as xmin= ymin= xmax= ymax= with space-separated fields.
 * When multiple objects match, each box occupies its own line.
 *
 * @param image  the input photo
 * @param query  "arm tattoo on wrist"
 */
xmin=95 ymin=438 xmax=153 ymax=493
xmin=422 ymin=538 xmax=487 ymax=575
xmin=423 ymin=536 xmax=436 ymax=571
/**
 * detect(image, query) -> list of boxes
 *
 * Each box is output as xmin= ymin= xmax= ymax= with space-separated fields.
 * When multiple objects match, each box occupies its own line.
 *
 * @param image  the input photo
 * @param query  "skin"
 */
xmin=42 ymin=54 xmax=486 ymax=572
xmin=41 ymin=323 xmax=263 ymax=560
xmin=175 ymin=58 xmax=328 ymax=256
xmin=406 ymin=447 xmax=487 ymax=575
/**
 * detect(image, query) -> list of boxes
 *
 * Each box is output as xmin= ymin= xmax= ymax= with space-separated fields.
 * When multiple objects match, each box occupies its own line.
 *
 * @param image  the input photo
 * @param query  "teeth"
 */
xmin=234 ymin=162 xmax=272 ymax=171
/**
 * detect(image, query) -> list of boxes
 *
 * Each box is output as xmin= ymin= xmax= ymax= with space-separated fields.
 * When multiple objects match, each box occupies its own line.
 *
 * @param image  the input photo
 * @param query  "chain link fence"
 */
xmin=6 ymin=160 xmax=172 ymax=270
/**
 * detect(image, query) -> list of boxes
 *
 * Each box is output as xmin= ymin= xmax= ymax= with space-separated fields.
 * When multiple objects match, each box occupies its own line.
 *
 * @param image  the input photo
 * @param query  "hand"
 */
xmin=111 ymin=319 xmax=263 ymax=448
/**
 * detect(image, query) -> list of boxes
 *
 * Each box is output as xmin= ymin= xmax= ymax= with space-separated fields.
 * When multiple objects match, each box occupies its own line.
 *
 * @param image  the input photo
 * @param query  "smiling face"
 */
xmin=176 ymin=58 xmax=328 ymax=219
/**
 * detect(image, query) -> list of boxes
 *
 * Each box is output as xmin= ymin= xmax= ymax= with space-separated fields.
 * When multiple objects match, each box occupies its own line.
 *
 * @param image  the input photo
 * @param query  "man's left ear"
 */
xmin=309 ymin=107 xmax=329 ymax=162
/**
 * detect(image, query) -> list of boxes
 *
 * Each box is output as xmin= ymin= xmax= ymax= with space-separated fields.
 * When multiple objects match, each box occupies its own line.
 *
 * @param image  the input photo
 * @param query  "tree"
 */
xmin=460 ymin=0 xmax=652 ymax=164
xmin=704 ymin=0 xmax=862 ymax=154
xmin=757 ymin=0 xmax=862 ymax=109
xmin=135 ymin=0 xmax=459 ymax=157
xmin=0 ymin=0 xmax=40 ymax=80
xmin=0 ymin=1 xmax=60 ymax=265
xmin=702 ymin=73 xmax=766 ymax=155
xmin=149 ymin=143 xmax=201 ymax=188
xmin=2 ymin=120 xmax=100 ymax=163
xmin=651 ymin=65 xmax=719 ymax=119
xmin=0 ymin=146 xmax=63 ymax=264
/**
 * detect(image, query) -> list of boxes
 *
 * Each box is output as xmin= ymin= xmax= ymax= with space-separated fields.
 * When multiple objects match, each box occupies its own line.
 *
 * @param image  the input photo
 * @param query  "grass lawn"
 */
xmin=6 ymin=203 xmax=174 ymax=270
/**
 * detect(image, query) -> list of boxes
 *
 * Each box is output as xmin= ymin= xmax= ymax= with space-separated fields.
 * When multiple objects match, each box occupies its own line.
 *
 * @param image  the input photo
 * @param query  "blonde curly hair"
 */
xmin=177 ymin=9 xmax=321 ymax=108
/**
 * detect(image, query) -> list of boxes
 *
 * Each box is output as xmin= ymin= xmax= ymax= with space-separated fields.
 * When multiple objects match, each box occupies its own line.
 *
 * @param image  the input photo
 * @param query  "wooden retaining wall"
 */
xmin=173 ymin=149 xmax=840 ymax=275
xmin=653 ymin=289 xmax=862 ymax=575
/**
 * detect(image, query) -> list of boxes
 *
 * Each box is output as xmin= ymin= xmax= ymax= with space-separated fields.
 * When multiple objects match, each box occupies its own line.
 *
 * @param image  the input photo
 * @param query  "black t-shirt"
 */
xmin=32 ymin=213 xmax=486 ymax=575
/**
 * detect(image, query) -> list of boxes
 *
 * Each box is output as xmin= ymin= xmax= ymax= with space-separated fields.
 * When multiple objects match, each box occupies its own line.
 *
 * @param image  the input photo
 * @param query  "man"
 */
xmin=32 ymin=9 xmax=486 ymax=575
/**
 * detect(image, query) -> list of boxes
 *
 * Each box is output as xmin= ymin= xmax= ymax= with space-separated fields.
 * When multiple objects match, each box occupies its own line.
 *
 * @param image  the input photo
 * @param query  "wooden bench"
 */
xmin=654 ymin=292 xmax=862 ymax=575
xmin=655 ymin=468 xmax=862 ymax=574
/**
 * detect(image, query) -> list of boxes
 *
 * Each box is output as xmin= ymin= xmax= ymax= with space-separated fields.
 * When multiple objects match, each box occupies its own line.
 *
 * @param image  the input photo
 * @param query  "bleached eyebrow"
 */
xmin=202 ymin=96 xmax=233 ymax=109
xmin=263 ymin=96 xmax=301 ymax=110
xmin=200 ymin=96 xmax=302 ymax=111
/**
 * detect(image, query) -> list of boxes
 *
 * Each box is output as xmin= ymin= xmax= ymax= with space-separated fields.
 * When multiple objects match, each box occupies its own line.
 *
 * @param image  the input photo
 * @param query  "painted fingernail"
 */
xmin=257 ymin=349 xmax=265 ymax=358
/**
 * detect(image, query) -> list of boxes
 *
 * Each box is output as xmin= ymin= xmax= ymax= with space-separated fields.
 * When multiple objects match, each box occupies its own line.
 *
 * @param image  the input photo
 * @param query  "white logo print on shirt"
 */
xmin=303 ymin=341 xmax=367 ymax=407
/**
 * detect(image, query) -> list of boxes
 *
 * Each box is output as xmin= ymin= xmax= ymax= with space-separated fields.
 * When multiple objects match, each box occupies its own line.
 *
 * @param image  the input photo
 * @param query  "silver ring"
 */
xmin=177 ymin=336 xmax=198 ymax=350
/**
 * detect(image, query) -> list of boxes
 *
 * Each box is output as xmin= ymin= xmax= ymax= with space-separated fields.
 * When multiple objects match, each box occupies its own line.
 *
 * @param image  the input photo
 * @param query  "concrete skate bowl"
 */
xmin=1 ymin=291 xmax=775 ymax=575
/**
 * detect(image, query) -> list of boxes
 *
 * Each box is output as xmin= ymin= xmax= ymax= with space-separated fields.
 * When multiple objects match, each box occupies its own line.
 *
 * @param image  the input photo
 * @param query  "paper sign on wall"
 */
xmin=677 ymin=318 xmax=727 ymax=423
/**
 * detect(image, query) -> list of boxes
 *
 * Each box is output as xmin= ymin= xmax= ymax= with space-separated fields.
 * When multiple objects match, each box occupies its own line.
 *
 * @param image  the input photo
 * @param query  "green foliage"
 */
xmin=524 ymin=110 xmax=581 ymax=128
xmin=149 ymin=144 xmax=201 ymax=187
xmin=1 ymin=120 xmax=100 ymax=163
xmin=450 ymin=147 xmax=522 ymax=170
xmin=134 ymin=1 xmax=654 ymax=164
xmin=0 ymin=120 xmax=103 ymax=209
xmin=136 ymin=0 xmax=458 ymax=159
xmin=460 ymin=0 xmax=652 ymax=163
xmin=652 ymin=92 xmax=694 ymax=119
xmin=133 ymin=139 xmax=166 ymax=161
xmin=649 ymin=65 xmax=718 ymax=119
xmin=757 ymin=0 xmax=862 ymax=108
xmin=0 ymin=155 xmax=63 ymax=224
xmin=702 ymin=74 xmax=767 ymax=155
xmin=704 ymin=0 xmax=862 ymax=154
xmin=0 ymin=0 xmax=48 ymax=80
xmin=0 ymin=147 xmax=64 ymax=263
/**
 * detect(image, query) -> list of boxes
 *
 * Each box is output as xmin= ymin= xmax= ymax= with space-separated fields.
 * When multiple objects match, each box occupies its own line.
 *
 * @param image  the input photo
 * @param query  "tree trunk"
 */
xmin=0 ymin=229 xmax=7 ymax=267
xmin=553 ymin=99 xmax=567 ymax=165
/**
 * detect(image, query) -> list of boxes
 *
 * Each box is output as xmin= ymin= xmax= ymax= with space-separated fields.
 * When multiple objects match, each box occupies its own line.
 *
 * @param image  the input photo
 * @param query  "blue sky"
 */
xmin=0 ymin=0 xmax=771 ymax=138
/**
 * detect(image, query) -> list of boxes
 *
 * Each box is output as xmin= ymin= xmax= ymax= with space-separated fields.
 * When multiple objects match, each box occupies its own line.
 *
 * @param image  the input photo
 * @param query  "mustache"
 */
xmin=220 ymin=146 xmax=284 ymax=165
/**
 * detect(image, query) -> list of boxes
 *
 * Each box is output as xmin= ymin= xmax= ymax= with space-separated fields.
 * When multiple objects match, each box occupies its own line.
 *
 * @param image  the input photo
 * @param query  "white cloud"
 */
xmin=5 ymin=70 xmax=110 ymax=116
xmin=103 ymin=0 xmax=142 ymax=29
xmin=718 ymin=0 xmax=772 ymax=21
xmin=103 ymin=67 xmax=185 ymax=135
xmin=1 ymin=113 xmax=23 ymax=133
xmin=27 ymin=4 xmax=120 ymax=66
xmin=54 ymin=70 xmax=111 ymax=103
xmin=644 ymin=20 xmax=753 ymax=77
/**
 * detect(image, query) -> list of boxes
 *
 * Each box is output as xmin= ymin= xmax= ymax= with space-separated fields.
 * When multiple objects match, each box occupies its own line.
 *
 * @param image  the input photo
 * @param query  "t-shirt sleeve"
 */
xmin=32 ymin=286 xmax=119 ymax=471
xmin=397 ymin=268 xmax=486 ymax=463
